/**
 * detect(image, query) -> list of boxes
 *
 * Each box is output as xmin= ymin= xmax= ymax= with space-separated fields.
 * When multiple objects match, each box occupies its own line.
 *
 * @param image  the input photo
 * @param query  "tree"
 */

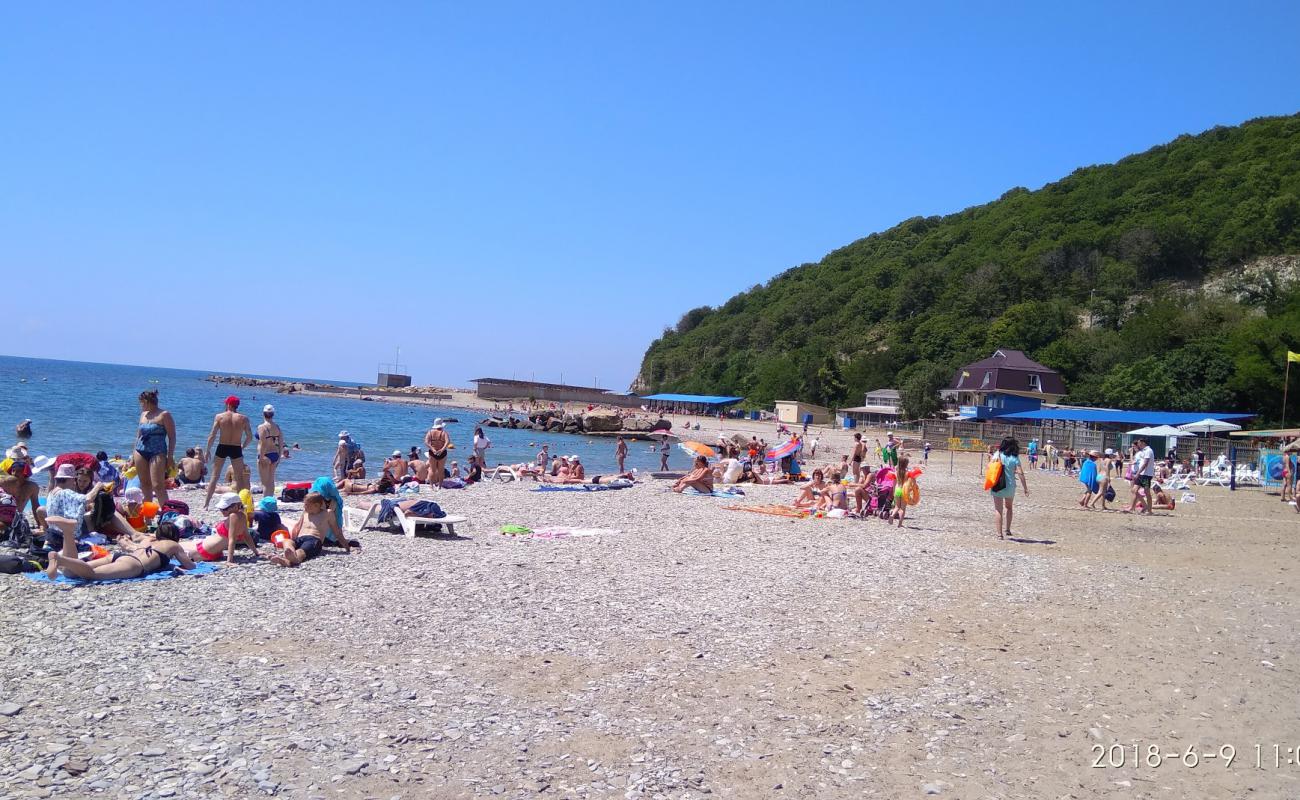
xmin=805 ymin=354 xmax=847 ymax=408
xmin=899 ymin=362 xmax=949 ymax=420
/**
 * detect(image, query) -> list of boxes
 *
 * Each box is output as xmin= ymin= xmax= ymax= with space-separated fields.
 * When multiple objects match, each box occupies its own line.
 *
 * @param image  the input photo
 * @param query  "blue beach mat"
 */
xmin=24 ymin=559 xmax=220 ymax=586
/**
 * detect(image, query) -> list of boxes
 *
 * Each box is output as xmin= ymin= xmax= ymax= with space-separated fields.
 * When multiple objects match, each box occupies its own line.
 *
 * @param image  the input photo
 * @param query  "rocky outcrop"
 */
xmin=583 ymin=410 xmax=623 ymax=432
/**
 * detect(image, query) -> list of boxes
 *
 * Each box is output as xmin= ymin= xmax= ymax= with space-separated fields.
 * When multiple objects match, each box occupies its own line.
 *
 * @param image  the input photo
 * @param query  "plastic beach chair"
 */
xmin=347 ymin=502 xmax=467 ymax=537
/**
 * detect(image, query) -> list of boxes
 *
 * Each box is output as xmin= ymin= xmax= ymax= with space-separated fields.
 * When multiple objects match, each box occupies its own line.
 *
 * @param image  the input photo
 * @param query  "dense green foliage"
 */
xmin=638 ymin=114 xmax=1300 ymax=423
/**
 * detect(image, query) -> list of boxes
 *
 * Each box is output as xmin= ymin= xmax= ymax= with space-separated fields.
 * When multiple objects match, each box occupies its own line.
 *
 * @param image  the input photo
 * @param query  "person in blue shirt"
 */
xmin=991 ymin=437 xmax=1030 ymax=539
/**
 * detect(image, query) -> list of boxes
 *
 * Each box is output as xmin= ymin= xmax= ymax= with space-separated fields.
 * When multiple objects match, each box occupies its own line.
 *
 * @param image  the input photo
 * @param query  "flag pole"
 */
xmin=1284 ymin=356 xmax=1292 ymax=431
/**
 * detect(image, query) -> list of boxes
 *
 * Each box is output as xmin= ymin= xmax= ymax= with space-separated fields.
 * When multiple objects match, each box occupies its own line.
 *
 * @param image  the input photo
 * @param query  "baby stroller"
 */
xmin=874 ymin=470 xmax=897 ymax=519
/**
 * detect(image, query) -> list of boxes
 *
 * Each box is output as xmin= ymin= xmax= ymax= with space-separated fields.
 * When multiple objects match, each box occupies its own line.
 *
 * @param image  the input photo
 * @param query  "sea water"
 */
xmin=0 ymin=356 xmax=675 ymax=479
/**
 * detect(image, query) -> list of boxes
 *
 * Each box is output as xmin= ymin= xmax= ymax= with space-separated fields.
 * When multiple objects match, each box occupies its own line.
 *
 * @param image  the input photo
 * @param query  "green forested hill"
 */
xmin=637 ymin=114 xmax=1300 ymax=422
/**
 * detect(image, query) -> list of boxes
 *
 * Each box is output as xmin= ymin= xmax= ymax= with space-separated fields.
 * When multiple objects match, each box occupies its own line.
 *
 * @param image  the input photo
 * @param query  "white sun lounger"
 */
xmin=345 ymin=503 xmax=468 ymax=538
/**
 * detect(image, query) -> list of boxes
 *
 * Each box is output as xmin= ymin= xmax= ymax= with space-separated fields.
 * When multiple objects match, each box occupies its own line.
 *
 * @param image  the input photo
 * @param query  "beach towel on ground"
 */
xmin=529 ymin=527 xmax=621 ymax=540
xmin=723 ymin=504 xmax=807 ymax=518
xmin=531 ymin=481 xmax=633 ymax=493
xmin=683 ymin=487 xmax=746 ymax=498
xmin=24 ymin=559 xmax=220 ymax=586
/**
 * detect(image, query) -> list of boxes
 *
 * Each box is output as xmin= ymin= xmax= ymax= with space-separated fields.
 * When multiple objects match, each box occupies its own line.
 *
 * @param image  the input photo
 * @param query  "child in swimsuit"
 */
xmin=271 ymin=492 xmax=348 ymax=567
xmin=187 ymin=493 xmax=259 ymax=564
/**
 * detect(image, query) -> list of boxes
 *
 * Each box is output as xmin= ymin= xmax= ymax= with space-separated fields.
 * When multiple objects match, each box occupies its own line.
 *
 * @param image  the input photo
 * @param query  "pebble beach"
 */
xmin=2 ymin=422 xmax=1298 ymax=800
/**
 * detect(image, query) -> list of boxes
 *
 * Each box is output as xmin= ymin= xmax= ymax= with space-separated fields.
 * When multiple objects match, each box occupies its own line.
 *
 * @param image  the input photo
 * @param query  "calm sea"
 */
xmin=0 ymin=356 xmax=672 ymax=479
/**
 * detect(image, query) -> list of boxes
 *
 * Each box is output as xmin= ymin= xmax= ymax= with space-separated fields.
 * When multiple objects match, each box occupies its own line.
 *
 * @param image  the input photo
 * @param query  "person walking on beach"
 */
xmin=204 ymin=396 xmax=253 ymax=510
xmin=659 ymin=439 xmax=670 ymax=471
xmin=333 ymin=432 xmax=353 ymax=482
xmin=1126 ymin=437 xmax=1156 ymax=515
xmin=990 ymin=437 xmax=1029 ymax=539
xmin=615 ymin=436 xmax=628 ymax=473
xmin=425 ymin=419 xmax=450 ymax=485
xmin=472 ymin=427 xmax=491 ymax=468
xmin=850 ymin=433 xmax=866 ymax=483
xmin=256 ymin=404 xmax=283 ymax=501
xmin=132 ymin=389 xmax=176 ymax=506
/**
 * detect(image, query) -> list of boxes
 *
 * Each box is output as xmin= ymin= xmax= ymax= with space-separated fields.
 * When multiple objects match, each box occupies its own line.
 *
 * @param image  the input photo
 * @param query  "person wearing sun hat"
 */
xmin=204 ymin=396 xmax=253 ymax=510
xmin=252 ymin=496 xmax=284 ymax=543
xmin=44 ymin=463 xmax=107 ymax=556
xmin=185 ymin=492 xmax=259 ymax=564
xmin=256 ymin=403 xmax=284 ymax=502
xmin=424 ymin=418 xmax=451 ymax=486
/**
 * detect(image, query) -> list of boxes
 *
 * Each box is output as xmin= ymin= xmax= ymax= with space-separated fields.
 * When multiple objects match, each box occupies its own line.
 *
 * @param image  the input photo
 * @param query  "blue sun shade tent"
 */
xmin=997 ymin=408 xmax=1253 ymax=426
xmin=641 ymin=393 xmax=745 ymax=408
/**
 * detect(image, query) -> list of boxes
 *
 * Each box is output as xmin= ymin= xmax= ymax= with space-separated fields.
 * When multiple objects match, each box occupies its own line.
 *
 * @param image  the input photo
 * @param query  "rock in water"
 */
xmin=582 ymin=410 xmax=622 ymax=432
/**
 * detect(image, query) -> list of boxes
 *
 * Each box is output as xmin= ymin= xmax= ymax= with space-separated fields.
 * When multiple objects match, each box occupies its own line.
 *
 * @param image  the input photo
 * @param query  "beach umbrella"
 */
xmin=1176 ymin=419 xmax=1242 ymax=434
xmin=766 ymin=439 xmax=802 ymax=461
xmin=678 ymin=441 xmax=716 ymax=458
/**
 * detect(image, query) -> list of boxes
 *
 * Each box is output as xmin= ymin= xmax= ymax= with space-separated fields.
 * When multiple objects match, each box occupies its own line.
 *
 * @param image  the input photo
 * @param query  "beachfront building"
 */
xmin=942 ymin=349 xmax=1065 ymax=420
xmin=775 ymin=400 xmax=831 ymax=426
xmin=837 ymin=388 xmax=902 ymax=427
xmin=471 ymin=378 xmax=642 ymax=408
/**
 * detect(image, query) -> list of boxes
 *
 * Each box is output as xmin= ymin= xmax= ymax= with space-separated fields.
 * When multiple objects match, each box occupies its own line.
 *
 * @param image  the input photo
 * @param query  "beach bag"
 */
xmin=1104 ymin=485 xmax=1116 ymax=502
xmin=280 ymin=482 xmax=312 ymax=502
xmin=162 ymin=499 xmax=189 ymax=516
xmin=3 ymin=514 xmax=34 ymax=552
xmin=983 ymin=458 xmax=1005 ymax=492
xmin=0 ymin=554 xmax=38 ymax=574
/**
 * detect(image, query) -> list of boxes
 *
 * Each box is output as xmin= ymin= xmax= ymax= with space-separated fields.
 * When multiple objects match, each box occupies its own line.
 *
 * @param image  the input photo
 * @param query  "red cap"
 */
xmin=225 ymin=395 xmax=240 ymax=408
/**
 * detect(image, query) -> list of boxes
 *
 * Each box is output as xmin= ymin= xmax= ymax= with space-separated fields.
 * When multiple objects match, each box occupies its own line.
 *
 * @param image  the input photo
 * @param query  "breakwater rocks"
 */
xmin=205 ymin=375 xmax=454 ymax=399
xmin=481 ymin=409 xmax=671 ymax=439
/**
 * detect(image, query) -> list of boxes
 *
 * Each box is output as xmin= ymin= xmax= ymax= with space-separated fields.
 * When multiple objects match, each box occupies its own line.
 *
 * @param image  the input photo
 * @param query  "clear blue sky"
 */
xmin=4 ymin=2 xmax=1298 ymax=389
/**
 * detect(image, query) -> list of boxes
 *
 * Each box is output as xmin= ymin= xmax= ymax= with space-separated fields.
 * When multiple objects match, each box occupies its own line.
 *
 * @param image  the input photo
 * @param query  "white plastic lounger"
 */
xmin=346 ymin=503 xmax=468 ymax=538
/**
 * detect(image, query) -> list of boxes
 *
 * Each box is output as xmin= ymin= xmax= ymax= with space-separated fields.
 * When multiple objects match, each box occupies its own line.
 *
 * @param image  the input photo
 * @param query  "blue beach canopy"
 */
xmin=640 ymin=394 xmax=745 ymax=406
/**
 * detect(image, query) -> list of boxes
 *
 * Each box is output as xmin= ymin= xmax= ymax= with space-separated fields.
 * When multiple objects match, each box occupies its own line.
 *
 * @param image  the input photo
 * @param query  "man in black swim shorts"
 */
xmin=204 ymin=395 xmax=253 ymax=510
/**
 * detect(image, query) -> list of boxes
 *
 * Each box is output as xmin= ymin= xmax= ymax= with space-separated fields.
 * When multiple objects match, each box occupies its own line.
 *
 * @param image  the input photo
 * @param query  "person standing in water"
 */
xmin=425 ymin=418 xmax=450 ymax=486
xmin=615 ymin=436 xmax=628 ymax=473
xmin=133 ymin=390 xmax=176 ymax=505
xmin=204 ymin=396 xmax=253 ymax=509
xmin=256 ymin=404 xmax=283 ymax=501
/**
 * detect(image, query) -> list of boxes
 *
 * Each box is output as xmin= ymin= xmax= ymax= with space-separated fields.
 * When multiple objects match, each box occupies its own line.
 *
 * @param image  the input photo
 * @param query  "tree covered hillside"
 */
xmin=636 ymin=114 xmax=1300 ymax=422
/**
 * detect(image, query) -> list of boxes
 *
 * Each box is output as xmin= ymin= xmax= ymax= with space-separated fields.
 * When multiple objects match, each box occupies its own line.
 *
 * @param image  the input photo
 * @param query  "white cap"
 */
xmin=392 ymin=450 xmax=402 ymax=457
xmin=263 ymin=404 xmax=275 ymax=414
xmin=433 ymin=418 xmax=445 ymax=429
xmin=216 ymin=492 xmax=242 ymax=510
xmin=338 ymin=431 xmax=349 ymax=439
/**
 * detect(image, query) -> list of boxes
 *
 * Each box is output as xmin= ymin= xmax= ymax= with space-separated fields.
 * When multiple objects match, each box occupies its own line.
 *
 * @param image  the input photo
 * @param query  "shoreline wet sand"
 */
xmin=3 ymin=434 xmax=1297 ymax=799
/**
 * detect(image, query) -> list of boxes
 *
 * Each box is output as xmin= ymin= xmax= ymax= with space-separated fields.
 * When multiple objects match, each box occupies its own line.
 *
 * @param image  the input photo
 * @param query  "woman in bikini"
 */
xmin=185 ymin=493 xmax=260 ymax=564
xmin=132 ymin=389 xmax=176 ymax=506
xmin=46 ymin=521 xmax=194 ymax=581
xmin=826 ymin=470 xmax=849 ymax=511
xmin=793 ymin=469 xmax=829 ymax=510
xmin=672 ymin=456 xmax=715 ymax=494
xmin=424 ymin=419 xmax=451 ymax=486
xmin=256 ymin=404 xmax=283 ymax=501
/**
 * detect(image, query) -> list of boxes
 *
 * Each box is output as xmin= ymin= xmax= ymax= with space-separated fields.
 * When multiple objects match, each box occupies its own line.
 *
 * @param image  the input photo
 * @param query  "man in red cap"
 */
xmin=204 ymin=395 xmax=253 ymax=509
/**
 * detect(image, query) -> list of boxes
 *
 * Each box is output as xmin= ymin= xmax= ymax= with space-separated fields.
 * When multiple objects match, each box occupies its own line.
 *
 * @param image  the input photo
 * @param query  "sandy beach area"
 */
xmin=2 ymin=420 xmax=1298 ymax=800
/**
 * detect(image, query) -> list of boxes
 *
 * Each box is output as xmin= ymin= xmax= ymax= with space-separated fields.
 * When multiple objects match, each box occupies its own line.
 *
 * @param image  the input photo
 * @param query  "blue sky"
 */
xmin=3 ymin=2 xmax=1298 ymax=389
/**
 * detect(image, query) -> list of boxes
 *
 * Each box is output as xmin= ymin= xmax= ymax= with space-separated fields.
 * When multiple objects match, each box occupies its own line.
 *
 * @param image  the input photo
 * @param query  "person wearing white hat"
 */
xmin=333 ymin=432 xmax=351 ymax=482
xmin=184 ymin=492 xmax=259 ymax=565
xmin=256 ymin=404 xmax=284 ymax=500
xmin=424 ymin=419 xmax=451 ymax=486
xmin=384 ymin=450 xmax=407 ymax=483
